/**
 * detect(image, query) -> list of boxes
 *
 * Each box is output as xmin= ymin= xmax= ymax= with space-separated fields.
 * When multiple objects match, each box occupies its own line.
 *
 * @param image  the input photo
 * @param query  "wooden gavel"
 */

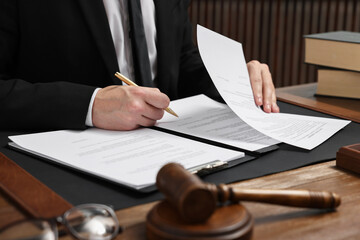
xmin=156 ymin=163 xmax=341 ymax=223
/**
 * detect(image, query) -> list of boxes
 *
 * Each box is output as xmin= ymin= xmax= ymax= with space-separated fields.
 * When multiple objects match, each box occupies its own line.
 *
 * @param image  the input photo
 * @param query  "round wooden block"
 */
xmin=146 ymin=200 xmax=253 ymax=240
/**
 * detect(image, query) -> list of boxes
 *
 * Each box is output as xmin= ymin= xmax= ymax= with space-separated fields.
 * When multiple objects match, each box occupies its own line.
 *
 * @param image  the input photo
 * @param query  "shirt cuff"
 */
xmin=85 ymin=88 xmax=101 ymax=127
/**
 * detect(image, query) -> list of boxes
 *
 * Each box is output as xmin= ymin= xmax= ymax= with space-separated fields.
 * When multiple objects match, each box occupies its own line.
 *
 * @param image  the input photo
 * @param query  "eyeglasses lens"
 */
xmin=64 ymin=206 xmax=119 ymax=240
xmin=0 ymin=219 xmax=56 ymax=240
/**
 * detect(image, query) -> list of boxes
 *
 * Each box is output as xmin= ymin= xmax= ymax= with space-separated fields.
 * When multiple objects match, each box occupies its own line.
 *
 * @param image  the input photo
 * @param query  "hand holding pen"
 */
xmin=115 ymin=72 xmax=178 ymax=117
xmin=90 ymin=74 xmax=176 ymax=131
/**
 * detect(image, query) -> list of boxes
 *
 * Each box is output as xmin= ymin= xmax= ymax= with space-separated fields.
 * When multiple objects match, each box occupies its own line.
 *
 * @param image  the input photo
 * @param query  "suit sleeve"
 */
xmin=0 ymin=0 xmax=96 ymax=131
xmin=176 ymin=0 xmax=223 ymax=102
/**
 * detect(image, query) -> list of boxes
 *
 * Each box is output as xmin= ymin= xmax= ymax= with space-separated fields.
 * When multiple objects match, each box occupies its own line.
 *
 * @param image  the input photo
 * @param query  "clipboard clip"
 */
xmin=188 ymin=160 xmax=228 ymax=176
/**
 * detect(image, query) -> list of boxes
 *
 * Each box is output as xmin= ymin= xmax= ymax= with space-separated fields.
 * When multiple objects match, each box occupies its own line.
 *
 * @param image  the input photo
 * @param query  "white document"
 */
xmin=157 ymin=94 xmax=280 ymax=151
xmin=197 ymin=25 xmax=351 ymax=150
xmin=9 ymin=128 xmax=244 ymax=190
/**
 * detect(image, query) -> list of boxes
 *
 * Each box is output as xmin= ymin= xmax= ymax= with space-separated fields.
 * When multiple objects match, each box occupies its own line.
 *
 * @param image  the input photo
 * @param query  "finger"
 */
xmin=138 ymin=115 xmax=157 ymax=127
xmin=142 ymin=103 xmax=165 ymax=121
xmin=144 ymin=88 xmax=170 ymax=109
xmin=149 ymin=87 xmax=161 ymax=92
xmin=259 ymin=64 xmax=279 ymax=113
xmin=260 ymin=64 xmax=275 ymax=113
xmin=263 ymin=92 xmax=278 ymax=113
xmin=94 ymin=114 xmax=141 ymax=131
xmin=271 ymin=93 xmax=280 ymax=113
xmin=125 ymin=95 xmax=165 ymax=120
xmin=247 ymin=61 xmax=263 ymax=106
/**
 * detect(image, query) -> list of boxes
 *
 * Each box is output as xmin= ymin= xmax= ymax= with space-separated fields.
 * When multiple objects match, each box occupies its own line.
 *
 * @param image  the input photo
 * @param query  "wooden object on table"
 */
xmin=336 ymin=143 xmax=360 ymax=175
xmin=156 ymin=163 xmax=341 ymax=223
xmin=156 ymin=162 xmax=217 ymax=223
xmin=68 ymin=160 xmax=360 ymax=240
xmin=146 ymin=200 xmax=253 ymax=240
xmin=304 ymin=31 xmax=360 ymax=72
xmin=2 ymin=160 xmax=360 ymax=240
xmin=276 ymin=83 xmax=360 ymax=123
xmin=316 ymin=69 xmax=360 ymax=99
xmin=0 ymin=153 xmax=73 ymax=219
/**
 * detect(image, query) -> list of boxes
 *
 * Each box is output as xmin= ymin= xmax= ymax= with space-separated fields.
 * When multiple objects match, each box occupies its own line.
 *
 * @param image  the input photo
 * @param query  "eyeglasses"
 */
xmin=0 ymin=204 xmax=122 ymax=240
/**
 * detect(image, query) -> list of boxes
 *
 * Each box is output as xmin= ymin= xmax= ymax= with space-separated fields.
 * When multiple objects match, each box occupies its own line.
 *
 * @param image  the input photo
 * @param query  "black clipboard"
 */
xmin=7 ymin=141 xmax=256 ymax=193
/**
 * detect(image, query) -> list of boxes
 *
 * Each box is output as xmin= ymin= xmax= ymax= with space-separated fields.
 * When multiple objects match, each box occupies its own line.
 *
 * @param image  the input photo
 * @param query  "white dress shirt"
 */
xmin=86 ymin=0 xmax=157 ymax=126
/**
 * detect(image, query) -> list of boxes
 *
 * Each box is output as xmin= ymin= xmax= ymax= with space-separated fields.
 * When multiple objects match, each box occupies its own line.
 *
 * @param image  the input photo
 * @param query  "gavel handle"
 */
xmin=217 ymin=184 xmax=341 ymax=209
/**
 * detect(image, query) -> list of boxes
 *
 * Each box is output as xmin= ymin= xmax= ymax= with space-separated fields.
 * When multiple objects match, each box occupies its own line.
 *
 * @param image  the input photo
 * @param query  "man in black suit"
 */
xmin=0 ymin=0 xmax=279 ymax=131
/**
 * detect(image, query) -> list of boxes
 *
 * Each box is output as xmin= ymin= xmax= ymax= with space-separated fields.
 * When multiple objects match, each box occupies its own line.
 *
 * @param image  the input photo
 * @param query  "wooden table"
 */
xmin=1 ymin=84 xmax=360 ymax=239
xmin=115 ymin=161 xmax=360 ymax=240
xmin=1 ymin=161 xmax=359 ymax=240
xmin=276 ymin=83 xmax=360 ymax=123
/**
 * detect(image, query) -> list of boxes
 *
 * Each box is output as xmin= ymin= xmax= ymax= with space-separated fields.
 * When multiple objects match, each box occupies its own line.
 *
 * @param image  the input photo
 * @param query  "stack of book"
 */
xmin=304 ymin=31 xmax=360 ymax=99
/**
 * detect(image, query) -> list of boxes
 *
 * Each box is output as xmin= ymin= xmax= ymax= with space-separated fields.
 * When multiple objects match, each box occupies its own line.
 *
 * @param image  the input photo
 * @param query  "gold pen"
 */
xmin=115 ymin=72 xmax=178 ymax=117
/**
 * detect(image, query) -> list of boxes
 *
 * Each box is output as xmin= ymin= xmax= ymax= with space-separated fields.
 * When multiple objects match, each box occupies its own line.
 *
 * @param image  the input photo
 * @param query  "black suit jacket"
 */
xmin=0 ymin=0 xmax=220 ymax=130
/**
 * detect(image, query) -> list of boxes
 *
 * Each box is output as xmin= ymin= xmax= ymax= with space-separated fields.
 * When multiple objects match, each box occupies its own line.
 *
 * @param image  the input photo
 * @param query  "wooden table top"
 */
xmin=98 ymin=161 xmax=360 ymax=240
xmin=1 ymin=84 xmax=359 ymax=239
xmin=276 ymin=83 xmax=360 ymax=123
xmin=2 ymin=161 xmax=359 ymax=239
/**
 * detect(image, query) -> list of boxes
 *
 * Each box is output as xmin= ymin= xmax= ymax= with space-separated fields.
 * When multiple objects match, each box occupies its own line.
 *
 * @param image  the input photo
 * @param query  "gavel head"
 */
xmin=156 ymin=163 xmax=217 ymax=223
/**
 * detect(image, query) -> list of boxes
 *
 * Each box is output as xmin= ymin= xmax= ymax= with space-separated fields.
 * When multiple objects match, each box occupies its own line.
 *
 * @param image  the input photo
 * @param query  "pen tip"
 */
xmin=167 ymin=108 xmax=178 ymax=117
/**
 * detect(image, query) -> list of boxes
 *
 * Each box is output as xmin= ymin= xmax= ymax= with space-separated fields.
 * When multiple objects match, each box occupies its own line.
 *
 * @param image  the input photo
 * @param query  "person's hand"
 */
xmin=247 ymin=60 xmax=280 ymax=113
xmin=92 ymin=85 xmax=170 ymax=130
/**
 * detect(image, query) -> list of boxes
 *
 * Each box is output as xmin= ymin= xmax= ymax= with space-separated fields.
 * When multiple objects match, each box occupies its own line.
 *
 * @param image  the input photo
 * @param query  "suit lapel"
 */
xmin=154 ymin=0 xmax=180 ymax=98
xmin=77 ymin=0 xmax=121 ymax=84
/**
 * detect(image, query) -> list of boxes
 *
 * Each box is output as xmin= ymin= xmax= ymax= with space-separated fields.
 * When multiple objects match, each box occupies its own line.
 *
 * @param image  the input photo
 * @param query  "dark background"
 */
xmin=188 ymin=0 xmax=360 ymax=87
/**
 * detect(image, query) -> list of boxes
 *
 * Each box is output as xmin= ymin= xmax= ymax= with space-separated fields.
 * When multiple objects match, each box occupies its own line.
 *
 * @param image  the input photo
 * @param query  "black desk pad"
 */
xmin=1 ymin=101 xmax=359 ymax=210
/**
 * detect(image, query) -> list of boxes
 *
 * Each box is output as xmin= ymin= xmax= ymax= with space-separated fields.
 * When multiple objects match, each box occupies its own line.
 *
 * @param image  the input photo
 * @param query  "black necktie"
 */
xmin=128 ymin=0 xmax=153 ymax=87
